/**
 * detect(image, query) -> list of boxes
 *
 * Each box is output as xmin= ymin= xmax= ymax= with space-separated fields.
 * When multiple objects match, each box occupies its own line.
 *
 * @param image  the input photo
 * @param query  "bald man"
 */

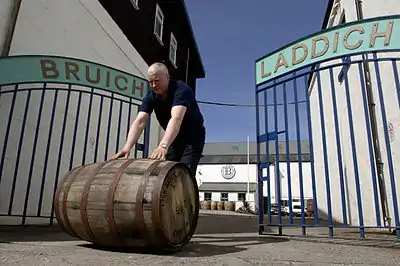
xmin=111 ymin=62 xmax=206 ymax=177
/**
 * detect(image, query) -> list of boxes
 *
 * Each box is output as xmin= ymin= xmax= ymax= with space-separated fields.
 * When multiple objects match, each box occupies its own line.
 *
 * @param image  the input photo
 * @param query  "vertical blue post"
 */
xmin=94 ymin=96 xmax=104 ymax=163
xmin=304 ymin=75 xmax=319 ymax=224
xmin=143 ymin=116 xmax=151 ymax=158
xmin=316 ymin=71 xmax=333 ymax=238
xmin=255 ymin=87 xmax=264 ymax=234
xmin=50 ymin=86 xmax=72 ymax=225
xmin=357 ymin=63 xmax=381 ymax=226
xmin=343 ymin=60 xmax=364 ymax=239
xmin=8 ymin=90 xmax=32 ymax=218
xmin=69 ymin=91 xmax=83 ymax=170
xmin=116 ymin=99 xmax=124 ymax=154
xmin=264 ymin=89 xmax=271 ymax=225
xmin=82 ymin=88 xmax=94 ymax=165
xmin=0 ymin=85 xmax=18 ymax=184
xmin=38 ymin=89 xmax=59 ymax=217
xmin=273 ymin=84 xmax=282 ymax=235
xmin=23 ymin=85 xmax=47 ymax=224
xmin=392 ymin=60 xmax=400 ymax=108
xmin=104 ymin=93 xmax=114 ymax=161
xmin=293 ymin=72 xmax=306 ymax=235
xmin=328 ymin=68 xmax=348 ymax=226
xmin=283 ymin=82 xmax=293 ymax=224
xmin=373 ymin=53 xmax=399 ymax=240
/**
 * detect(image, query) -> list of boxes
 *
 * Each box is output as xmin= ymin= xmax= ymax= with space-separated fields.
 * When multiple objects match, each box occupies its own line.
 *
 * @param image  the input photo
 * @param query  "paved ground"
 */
xmin=1 ymin=211 xmax=399 ymax=265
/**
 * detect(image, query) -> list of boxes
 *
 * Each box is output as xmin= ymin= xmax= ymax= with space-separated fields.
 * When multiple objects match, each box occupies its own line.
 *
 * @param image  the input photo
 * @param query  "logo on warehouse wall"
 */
xmin=221 ymin=164 xmax=236 ymax=180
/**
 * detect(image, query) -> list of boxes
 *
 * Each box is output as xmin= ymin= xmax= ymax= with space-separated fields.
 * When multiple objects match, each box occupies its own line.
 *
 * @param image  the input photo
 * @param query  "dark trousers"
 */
xmin=165 ymin=129 xmax=205 ymax=178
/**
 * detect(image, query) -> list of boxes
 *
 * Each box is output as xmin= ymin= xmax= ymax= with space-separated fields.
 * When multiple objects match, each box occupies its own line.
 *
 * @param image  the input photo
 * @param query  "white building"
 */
xmin=0 ymin=0 xmax=205 ymax=225
xmin=197 ymin=141 xmax=314 ymax=212
xmin=309 ymin=0 xmax=400 ymax=226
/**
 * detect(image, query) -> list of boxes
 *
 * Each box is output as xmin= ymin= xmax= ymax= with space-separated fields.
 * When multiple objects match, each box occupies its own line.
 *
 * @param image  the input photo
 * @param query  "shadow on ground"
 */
xmin=0 ymin=212 xmax=268 ymax=243
xmin=79 ymin=235 xmax=289 ymax=257
xmin=0 ymin=225 xmax=75 ymax=243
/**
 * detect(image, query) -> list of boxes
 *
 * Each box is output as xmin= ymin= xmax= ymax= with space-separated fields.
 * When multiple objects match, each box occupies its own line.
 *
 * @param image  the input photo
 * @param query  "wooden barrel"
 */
xmin=224 ymin=201 xmax=235 ymax=211
xmin=202 ymin=201 xmax=211 ymax=210
xmin=217 ymin=201 xmax=224 ymax=210
xmin=306 ymin=199 xmax=314 ymax=217
xmin=54 ymin=158 xmax=199 ymax=251
xmin=210 ymin=201 xmax=217 ymax=210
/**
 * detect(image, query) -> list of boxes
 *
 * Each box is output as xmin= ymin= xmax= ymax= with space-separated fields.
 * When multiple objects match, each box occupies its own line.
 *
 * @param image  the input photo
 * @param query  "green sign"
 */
xmin=0 ymin=55 xmax=149 ymax=100
xmin=255 ymin=15 xmax=400 ymax=86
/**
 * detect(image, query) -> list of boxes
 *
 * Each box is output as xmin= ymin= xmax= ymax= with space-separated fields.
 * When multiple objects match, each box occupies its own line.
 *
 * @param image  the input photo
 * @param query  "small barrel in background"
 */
xmin=210 ymin=201 xmax=217 ymax=210
xmin=224 ymin=201 xmax=235 ymax=211
xmin=217 ymin=201 xmax=224 ymax=211
xmin=202 ymin=201 xmax=211 ymax=210
xmin=306 ymin=199 xmax=314 ymax=217
xmin=53 ymin=158 xmax=199 ymax=251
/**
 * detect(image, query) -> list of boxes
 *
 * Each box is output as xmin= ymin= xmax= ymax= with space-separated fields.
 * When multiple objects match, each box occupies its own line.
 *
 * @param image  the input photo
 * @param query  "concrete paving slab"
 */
xmin=0 ymin=211 xmax=398 ymax=265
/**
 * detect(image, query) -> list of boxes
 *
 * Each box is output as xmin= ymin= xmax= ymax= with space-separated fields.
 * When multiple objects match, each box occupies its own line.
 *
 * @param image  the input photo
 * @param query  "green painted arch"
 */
xmin=255 ymin=15 xmax=400 ymax=86
xmin=0 ymin=55 xmax=149 ymax=101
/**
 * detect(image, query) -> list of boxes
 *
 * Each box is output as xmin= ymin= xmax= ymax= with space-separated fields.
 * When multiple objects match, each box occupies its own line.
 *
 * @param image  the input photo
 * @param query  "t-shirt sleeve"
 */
xmin=172 ymin=82 xmax=194 ymax=108
xmin=138 ymin=91 xmax=154 ymax=114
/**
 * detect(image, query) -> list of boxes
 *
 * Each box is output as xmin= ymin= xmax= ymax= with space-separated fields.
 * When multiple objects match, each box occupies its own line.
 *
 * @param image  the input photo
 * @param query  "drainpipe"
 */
xmin=1 ymin=0 xmax=22 ymax=56
xmin=185 ymin=47 xmax=190 ymax=83
xmin=354 ymin=0 xmax=391 ymax=229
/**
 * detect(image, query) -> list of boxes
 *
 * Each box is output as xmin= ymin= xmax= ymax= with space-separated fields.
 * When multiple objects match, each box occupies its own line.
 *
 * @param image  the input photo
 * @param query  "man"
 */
xmin=111 ymin=62 xmax=206 ymax=177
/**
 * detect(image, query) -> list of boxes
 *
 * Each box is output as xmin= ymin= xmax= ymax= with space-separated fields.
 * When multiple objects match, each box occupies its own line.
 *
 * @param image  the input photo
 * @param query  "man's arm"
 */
xmin=159 ymin=82 xmax=193 ymax=147
xmin=123 ymin=111 xmax=150 ymax=151
xmin=159 ymin=106 xmax=187 ymax=147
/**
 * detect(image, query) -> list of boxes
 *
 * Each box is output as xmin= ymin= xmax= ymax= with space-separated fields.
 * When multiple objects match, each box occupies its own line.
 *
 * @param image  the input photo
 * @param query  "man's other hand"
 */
xmin=148 ymin=146 xmax=167 ymax=160
xmin=110 ymin=149 xmax=130 ymax=160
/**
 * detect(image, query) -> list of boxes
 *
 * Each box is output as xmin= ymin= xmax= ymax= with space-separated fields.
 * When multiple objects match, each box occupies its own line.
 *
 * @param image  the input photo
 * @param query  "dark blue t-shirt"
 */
xmin=139 ymin=80 xmax=205 ymax=144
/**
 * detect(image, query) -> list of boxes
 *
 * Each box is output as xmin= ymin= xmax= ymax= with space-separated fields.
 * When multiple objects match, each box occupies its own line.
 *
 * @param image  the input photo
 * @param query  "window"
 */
xmin=130 ymin=0 xmax=139 ymax=10
xmin=238 ymin=193 xmax=246 ymax=201
xmin=169 ymin=32 xmax=178 ymax=67
xmin=204 ymin=192 xmax=212 ymax=201
xmin=221 ymin=193 xmax=229 ymax=202
xmin=154 ymin=4 xmax=164 ymax=44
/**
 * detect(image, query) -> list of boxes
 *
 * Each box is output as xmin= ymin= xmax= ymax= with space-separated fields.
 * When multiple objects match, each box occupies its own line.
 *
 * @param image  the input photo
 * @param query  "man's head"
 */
xmin=148 ymin=62 xmax=170 ymax=96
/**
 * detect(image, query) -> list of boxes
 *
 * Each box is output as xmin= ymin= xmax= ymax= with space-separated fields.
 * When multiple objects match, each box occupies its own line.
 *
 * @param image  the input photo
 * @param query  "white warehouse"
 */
xmin=196 ymin=141 xmax=314 ymax=212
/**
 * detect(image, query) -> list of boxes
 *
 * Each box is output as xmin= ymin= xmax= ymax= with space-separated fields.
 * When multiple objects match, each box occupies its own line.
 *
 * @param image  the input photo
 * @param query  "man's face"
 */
xmin=148 ymin=70 xmax=169 ymax=95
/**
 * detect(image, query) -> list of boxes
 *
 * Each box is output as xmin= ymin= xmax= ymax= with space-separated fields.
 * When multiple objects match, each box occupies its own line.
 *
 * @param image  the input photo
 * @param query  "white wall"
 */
xmin=0 ymin=0 xmax=162 ymax=225
xmin=309 ymin=0 xmax=400 ymax=226
xmin=196 ymin=164 xmax=258 ymax=184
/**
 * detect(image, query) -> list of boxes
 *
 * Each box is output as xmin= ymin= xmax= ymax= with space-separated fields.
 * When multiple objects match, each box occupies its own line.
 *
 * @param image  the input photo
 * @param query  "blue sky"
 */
xmin=185 ymin=0 xmax=329 ymax=143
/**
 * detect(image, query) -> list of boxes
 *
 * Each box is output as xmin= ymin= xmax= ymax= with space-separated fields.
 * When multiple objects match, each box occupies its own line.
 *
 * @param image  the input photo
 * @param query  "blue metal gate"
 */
xmin=0 ymin=55 xmax=150 ymax=225
xmin=255 ymin=15 xmax=400 ymax=240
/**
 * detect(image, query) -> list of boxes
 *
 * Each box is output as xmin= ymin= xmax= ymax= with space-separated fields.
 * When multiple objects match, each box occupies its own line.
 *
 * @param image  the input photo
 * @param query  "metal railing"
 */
xmin=0 ymin=55 xmax=150 ymax=225
xmin=255 ymin=50 xmax=400 ymax=240
xmin=255 ymin=15 xmax=400 ymax=240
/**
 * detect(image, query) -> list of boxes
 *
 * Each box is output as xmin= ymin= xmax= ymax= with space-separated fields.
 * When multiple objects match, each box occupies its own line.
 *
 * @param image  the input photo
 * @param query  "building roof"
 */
xmin=199 ymin=154 xmax=311 ymax=164
xmin=200 ymin=141 xmax=310 ymax=164
xmin=202 ymin=141 xmax=310 ymax=155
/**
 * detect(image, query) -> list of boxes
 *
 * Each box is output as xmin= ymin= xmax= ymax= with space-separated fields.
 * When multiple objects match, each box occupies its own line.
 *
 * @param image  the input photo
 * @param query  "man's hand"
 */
xmin=148 ymin=145 xmax=167 ymax=160
xmin=110 ymin=149 xmax=130 ymax=160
